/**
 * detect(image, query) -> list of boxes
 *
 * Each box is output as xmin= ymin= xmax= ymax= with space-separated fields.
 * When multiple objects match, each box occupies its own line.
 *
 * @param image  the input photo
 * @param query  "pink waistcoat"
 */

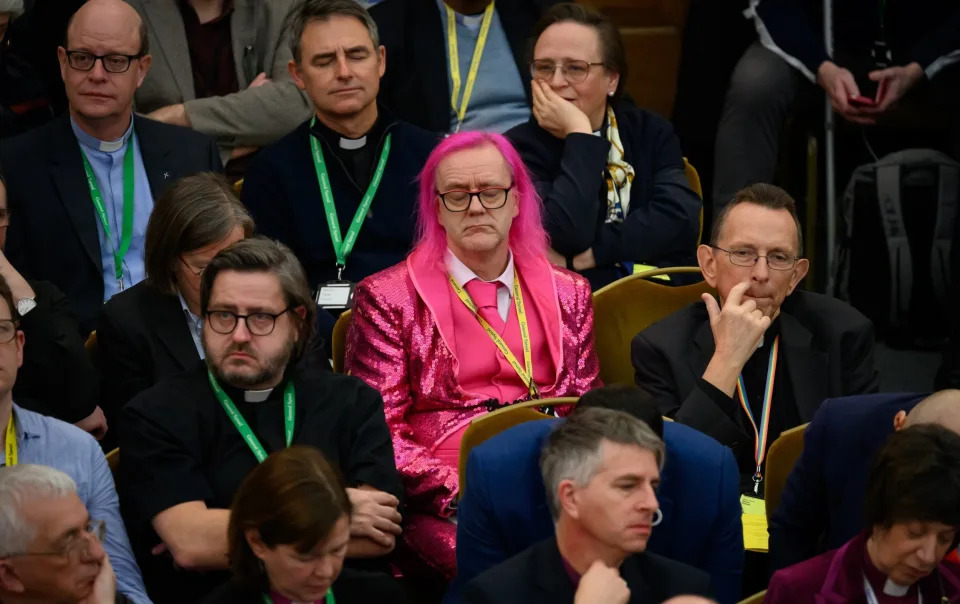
xmin=449 ymin=276 xmax=553 ymax=405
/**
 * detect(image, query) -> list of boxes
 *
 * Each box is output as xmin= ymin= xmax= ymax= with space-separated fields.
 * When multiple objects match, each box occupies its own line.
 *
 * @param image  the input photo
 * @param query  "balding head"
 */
xmin=662 ymin=597 xmax=717 ymax=604
xmin=66 ymin=0 xmax=147 ymax=55
xmin=902 ymin=390 xmax=960 ymax=434
xmin=58 ymin=0 xmax=151 ymax=133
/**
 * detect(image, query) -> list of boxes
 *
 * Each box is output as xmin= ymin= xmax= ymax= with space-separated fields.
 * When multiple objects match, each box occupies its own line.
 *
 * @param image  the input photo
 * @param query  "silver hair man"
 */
xmin=0 ymin=464 xmax=77 ymax=557
xmin=540 ymin=406 xmax=666 ymax=520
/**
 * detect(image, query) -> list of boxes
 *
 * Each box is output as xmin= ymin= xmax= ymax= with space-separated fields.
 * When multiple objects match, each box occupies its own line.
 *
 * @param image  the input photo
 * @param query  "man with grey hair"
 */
xmin=119 ymin=236 xmax=402 ymax=601
xmin=0 ymin=464 xmax=123 ymax=603
xmin=242 ymin=0 xmax=436 ymax=336
xmin=462 ymin=407 xmax=712 ymax=603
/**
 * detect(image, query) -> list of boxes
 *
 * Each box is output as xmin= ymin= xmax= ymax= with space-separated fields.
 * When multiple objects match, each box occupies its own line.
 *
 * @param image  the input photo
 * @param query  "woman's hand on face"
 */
xmin=532 ymin=80 xmax=593 ymax=139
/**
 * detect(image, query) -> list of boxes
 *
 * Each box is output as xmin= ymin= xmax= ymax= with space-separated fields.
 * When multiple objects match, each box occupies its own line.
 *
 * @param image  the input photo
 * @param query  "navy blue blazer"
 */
xmin=769 ymin=392 xmax=925 ymax=572
xmin=448 ymin=419 xmax=743 ymax=604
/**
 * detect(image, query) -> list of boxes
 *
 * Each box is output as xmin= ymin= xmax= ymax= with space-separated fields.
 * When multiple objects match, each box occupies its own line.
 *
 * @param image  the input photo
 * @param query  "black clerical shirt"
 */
xmin=699 ymin=317 xmax=801 ymax=493
xmin=118 ymin=360 xmax=401 ymax=602
xmin=310 ymin=113 xmax=388 ymax=193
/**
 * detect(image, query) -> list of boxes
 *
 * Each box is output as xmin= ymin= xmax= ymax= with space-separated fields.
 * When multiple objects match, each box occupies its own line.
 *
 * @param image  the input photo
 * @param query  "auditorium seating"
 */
xmin=457 ymin=397 xmax=578 ymax=497
xmin=593 ymin=267 xmax=714 ymax=386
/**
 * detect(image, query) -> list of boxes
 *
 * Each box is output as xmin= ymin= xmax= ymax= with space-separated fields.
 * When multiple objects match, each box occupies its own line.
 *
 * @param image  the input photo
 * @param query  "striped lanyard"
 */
xmin=735 ymin=336 xmax=779 ymax=496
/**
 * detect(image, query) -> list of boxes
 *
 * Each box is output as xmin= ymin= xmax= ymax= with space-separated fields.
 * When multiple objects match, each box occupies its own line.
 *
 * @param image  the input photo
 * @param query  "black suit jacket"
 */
xmin=14 ymin=279 xmax=99 ymax=424
xmin=631 ymin=290 xmax=880 ymax=463
xmin=462 ymin=537 xmax=713 ymax=604
xmin=369 ymin=0 xmax=558 ymax=134
xmin=96 ymin=280 xmax=200 ymax=430
xmin=769 ymin=392 xmax=924 ymax=572
xmin=0 ymin=114 xmax=221 ymax=335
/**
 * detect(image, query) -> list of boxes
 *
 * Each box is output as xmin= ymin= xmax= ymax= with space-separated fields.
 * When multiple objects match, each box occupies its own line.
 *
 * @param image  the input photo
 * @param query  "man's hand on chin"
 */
xmin=701 ymin=281 xmax=773 ymax=396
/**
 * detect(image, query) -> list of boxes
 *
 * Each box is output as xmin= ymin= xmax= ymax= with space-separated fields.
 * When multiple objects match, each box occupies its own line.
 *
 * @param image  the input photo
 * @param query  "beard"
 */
xmin=206 ymin=339 xmax=296 ymax=390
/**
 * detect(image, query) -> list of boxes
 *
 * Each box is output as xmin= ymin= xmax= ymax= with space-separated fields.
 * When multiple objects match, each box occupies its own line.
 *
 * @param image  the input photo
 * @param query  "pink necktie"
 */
xmin=464 ymin=279 xmax=504 ymax=331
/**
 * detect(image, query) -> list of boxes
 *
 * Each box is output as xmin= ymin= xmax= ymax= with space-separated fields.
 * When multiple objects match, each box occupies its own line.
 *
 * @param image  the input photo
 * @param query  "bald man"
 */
xmin=0 ymin=0 xmax=221 ymax=335
xmin=769 ymin=390 xmax=960 ymax=571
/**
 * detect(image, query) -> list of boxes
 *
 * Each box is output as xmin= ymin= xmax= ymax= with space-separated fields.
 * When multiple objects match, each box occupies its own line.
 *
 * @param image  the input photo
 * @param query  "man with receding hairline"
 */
xmin=0 ymin=0 xmax=220 ymax=334
xmin=771 ymin=389 xmax=960 ymax=571
xmin=632 ymin=183 xmax=879 ymax=492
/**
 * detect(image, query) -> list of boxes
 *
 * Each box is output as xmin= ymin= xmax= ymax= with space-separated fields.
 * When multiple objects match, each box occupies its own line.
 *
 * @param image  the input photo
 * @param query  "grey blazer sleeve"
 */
xmin=182 ymin=0 xmax=311 ymax=150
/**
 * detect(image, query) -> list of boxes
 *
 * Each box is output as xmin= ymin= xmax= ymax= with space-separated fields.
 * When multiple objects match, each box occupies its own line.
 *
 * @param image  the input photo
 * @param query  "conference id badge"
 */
xmin=316 ymin=281 xmax=355 ymax=310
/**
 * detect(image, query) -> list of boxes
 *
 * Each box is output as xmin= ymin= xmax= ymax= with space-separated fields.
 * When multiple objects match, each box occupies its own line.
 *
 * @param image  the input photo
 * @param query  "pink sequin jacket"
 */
xmin=345 ymin=246 xmax=601 ymax=516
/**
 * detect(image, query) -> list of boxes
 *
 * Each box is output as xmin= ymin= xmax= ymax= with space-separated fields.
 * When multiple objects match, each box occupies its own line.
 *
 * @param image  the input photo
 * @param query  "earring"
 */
xmin=652 ymin=509 xmax=663 ymax=526
xmin=607 ymin=91 xmax=614 ymax=97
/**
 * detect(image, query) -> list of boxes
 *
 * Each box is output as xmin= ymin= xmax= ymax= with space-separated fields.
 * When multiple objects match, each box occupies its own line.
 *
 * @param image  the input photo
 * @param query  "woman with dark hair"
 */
xmin=766 ymin=424 xmax=960 ymax=602
xmin=96 ymin=172 xmax=252 ymax=435
xmin=204 ymin=446 xmax=408 ymax=603
xmin=505 ymin=3 xmax=701 ymax=290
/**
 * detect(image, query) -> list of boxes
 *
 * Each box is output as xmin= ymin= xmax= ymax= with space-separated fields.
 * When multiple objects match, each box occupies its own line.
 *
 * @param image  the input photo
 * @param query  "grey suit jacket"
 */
xmin=127 ymin=0 xmax=311 ymax=161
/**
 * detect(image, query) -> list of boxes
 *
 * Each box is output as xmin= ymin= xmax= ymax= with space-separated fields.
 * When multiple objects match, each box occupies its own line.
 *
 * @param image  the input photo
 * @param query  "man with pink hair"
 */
xmin=345 ymin=131 xmax=601 ymax=578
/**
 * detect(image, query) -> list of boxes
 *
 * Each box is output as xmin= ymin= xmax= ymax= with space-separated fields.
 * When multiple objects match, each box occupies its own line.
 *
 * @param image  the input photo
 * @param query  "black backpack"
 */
xmin=829 ymin=149 xmax=959 ymax=348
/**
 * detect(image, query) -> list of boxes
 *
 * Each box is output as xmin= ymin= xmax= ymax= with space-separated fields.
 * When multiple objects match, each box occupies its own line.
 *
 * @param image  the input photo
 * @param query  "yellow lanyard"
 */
xmin=445 ymin=1 xmax=495 ymax=132
xmin=5 ymin=413 xmax=16 ymax=467
xmin=448 ymin=273 xmax=539 ymax=399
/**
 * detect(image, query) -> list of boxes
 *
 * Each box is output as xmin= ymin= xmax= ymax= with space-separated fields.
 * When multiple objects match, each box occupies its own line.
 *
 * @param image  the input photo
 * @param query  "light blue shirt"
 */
xmin=178 ymin=291 xmax=205 ymax=359
xmin=437 ymin=0 xmax=531 ymax=133
xmin=70 ymin=117 xmax=154 ymax=302
xmin=6 ymin=404 xmax=151 ymax=603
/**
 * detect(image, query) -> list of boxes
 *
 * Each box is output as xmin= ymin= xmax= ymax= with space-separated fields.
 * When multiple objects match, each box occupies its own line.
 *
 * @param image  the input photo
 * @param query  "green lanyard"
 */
xmin=261 ymin=589 xmax=335 ymax=604
xmin=79 ymin=134 xmax=136 ymax=289
xmin=309 ymin=118 xmax=391 ymax=278
xmin=207 ymin=370 xmax=295 ymax=463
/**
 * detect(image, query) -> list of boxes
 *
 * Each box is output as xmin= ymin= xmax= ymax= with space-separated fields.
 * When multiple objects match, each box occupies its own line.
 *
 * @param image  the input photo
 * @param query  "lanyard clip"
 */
xmin=336 ymin=264 xmax=344 ymax=281
xmin=752 ymin=466 xmax=763 ymax=496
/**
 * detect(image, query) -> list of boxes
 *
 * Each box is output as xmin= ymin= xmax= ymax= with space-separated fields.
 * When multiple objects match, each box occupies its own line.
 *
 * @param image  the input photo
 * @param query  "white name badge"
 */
xmin=316 ymin=282 xmax=355 ymax=309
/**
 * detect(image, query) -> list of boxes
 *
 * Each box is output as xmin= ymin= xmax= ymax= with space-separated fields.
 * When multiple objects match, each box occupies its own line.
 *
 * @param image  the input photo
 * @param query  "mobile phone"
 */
xmin=849 ymin=95 xmax=876 ymax=107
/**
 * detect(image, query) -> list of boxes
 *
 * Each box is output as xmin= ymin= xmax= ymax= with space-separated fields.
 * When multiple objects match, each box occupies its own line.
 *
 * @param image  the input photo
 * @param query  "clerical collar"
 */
xmin=339 ymin=135 xmax=367 ymax=150
xmin=70 ymin=115 xmax=134 ymax=153
xmin=244 ymin=388 xmax=273 ymax=403
xmin=863 ymin=538 xmax=916 ymax=597
xmin=310 ymin=111 xmax=385 ymax=154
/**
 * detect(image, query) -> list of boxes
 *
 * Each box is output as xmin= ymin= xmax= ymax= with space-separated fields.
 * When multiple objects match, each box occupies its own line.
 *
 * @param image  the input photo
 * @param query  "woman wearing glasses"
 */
xmin=204 ymin=446 xmax=407 ymax=604
xmin=96 ymin=172 xmax=252 ymax=438
xmin=505 ymin=3 xmax=701 ymax=290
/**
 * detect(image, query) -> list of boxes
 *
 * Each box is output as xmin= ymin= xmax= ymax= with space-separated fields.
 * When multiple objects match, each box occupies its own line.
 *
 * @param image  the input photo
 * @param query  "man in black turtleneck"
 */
xmin=631 ymin=183 xmax=880 ymax=493
xmin=118 ymin=237 xmax=403 ymax=602
xmin=242 ymin=0 xmax=436 ymax=329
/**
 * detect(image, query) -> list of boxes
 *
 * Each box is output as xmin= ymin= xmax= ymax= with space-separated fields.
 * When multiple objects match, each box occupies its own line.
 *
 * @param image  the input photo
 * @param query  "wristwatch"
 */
xmin=16 ymin=297 xmax=37 ymax=317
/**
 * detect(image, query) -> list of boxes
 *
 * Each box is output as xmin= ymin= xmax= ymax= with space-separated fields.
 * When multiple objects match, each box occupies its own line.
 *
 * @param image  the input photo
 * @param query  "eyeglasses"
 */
xmin=179 ymin=256 xmax=205 ymax=278
xmin=437 ymin=186 xmax=512 ymax=212
xmin=205 ymin=308 xmax=292 ymax=336
xmin=0 ymin=319 xmax=18 ymax=343
xmin=4 ymin=519 xmax=106 ymax=561
xmin=530 ymin=59 xmax=605 ymax=84
xmin=711 ymin=246 xmax=800 ymax=271
xmin=64 ymin=50 xmax=143 ymax=73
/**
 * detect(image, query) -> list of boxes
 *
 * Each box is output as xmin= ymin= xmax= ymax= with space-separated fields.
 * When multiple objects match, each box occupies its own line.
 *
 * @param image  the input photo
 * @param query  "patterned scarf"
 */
xmin=603 ymin=104 xmax=635 ymax=223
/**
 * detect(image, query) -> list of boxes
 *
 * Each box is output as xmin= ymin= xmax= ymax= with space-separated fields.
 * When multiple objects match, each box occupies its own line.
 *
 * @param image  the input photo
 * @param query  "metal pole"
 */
xmin=824 ymin=0 xmax=837 ymax=290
